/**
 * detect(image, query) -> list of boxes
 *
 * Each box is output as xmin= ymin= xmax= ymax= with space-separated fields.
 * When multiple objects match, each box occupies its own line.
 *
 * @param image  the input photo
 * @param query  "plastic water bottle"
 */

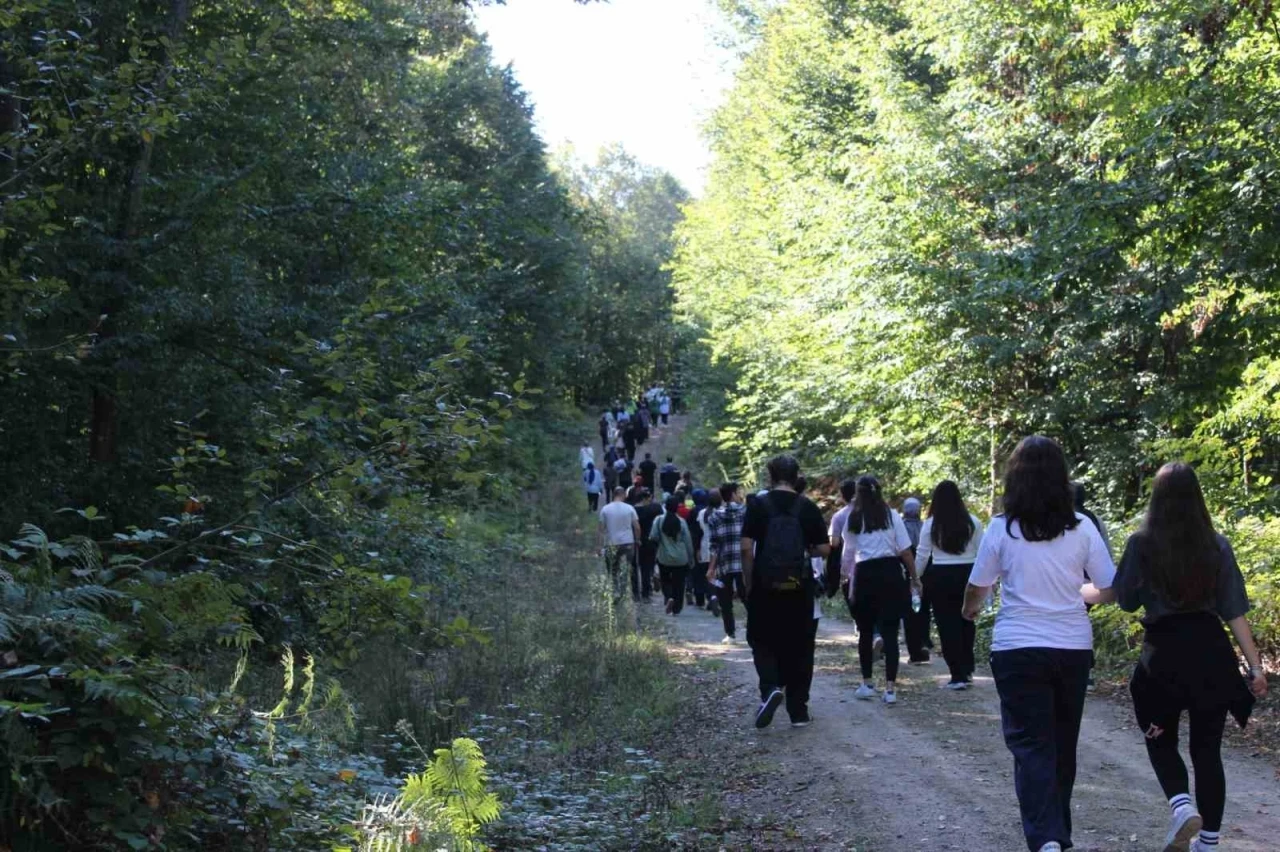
xmin=911 ymin=591 xmax=922 ymax=613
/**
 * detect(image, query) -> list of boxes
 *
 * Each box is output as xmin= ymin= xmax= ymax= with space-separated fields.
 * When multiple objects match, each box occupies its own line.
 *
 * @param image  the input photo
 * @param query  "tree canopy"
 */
xmin=675 ymin=0 xmax=1280 ymax=516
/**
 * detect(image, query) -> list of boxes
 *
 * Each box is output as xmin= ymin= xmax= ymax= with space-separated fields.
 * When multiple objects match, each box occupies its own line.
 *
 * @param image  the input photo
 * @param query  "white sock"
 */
xmin=1198 ymin=829 xmax=1219 ymax=846
xmin=1169 ymin=794 xmax=1193 ymax=813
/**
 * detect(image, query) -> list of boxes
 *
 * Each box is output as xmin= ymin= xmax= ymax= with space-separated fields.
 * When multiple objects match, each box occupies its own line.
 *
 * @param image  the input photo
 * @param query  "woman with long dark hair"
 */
xmin=1085 ymin=463 xmax=1266 ymax=852
xmin=962 ymin=436 xmax=1115 ymax=852
xmin=915 ymin=480 xmax=984 ymax=689
xmin=650 ymin=493 xmax=695 ymax=615
xmin=843 ymin=475 xmax=919 ymax=705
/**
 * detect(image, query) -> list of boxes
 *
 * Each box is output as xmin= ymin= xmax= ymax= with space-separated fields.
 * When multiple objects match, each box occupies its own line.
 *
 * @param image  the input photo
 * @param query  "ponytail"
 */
xmin=661 ymin=495 xmax=682 ymax=539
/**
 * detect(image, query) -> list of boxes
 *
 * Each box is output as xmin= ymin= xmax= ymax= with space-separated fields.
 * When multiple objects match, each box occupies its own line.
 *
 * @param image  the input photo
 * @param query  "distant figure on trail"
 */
xmin=639 ymin=452 xmax=658 ymax=492
xmin=1073 ymin=482 xmax=1113 ymax=559
xmin=680 ymin=470 xmax=694 ymax=494
xmin=634 ymin=489 xmax=662 ymax=603
xmin=583 ymin=462 xmax=603 ymax=512
xmin=603 ymin=446 xmax=619 ymax=495
xmin=659 ymin=456 xmax=680 ymax=495
xmin=599 ymin=487 xmax=641 ymax=601
xmin=915 ymin=481 xmax=984 ymax=689
xmin=636 ymin=404 xmax=651 ymax=447
xmin=598 ymin=412 xmax=611 ymax=452
xmin=693 ymin=490 xmax=721 ymax=617
xmin=901 ymin=496 xmax=934 ymax=665
xmin=1084 ymin=463 xmax=1266 ymax=852
xmin=651 ymin=494 xmax=696 ymax=615
xmin=707 ymin=482 xmax=748 ymax=644
xmin=844 ymin=476 xmax=919 ymax=705
xmin=622 ymin=419 xmax=637 ymax=462
xmin=742 ymin=455 xmax=830 ymax=729
xmin=659 ymin=393 xmax=671 ymax=425
xmin=962 ymin=435 xmax=1116 ymax=852
xmin=579 ymin=441 xmax=595 ymax=471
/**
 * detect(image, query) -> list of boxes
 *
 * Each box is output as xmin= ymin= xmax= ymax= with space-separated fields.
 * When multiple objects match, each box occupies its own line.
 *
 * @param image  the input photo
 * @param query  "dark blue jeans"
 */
xmin=990 ymin=648 xmax=1093 ymax=852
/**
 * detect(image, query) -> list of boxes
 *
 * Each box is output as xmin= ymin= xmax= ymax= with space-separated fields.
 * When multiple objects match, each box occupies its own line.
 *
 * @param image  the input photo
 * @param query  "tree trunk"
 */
xmin=89 ymin=0 xmax=192 ymax=463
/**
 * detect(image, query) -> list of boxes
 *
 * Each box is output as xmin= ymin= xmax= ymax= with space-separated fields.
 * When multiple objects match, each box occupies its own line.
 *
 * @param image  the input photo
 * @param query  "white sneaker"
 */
xmin=882 ymin=690 xmax=897 ymax=705
xmin=721 ymin=635 xmax=734 ymax=645
xmin=854 ymin=683 xmax=877 ymax=701
xmin=1038 ymin=844 xmax=1062 ymax=852
xmin=944 ymin=681 xmax=970 ymax=691
xmin=1190 ymin=841 xmax=1215 ymax=852
xmin=1165 ymin=807 xmax=1203 ymax=851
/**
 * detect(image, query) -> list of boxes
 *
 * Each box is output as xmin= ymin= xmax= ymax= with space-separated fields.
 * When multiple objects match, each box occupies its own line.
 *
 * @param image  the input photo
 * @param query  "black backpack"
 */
xmin=755 ymin=496 xmax=810 ymax=592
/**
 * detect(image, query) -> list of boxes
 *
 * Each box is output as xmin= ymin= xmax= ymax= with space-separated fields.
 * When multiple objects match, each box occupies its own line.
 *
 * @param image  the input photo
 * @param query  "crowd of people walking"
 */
xmin=586 ymin=404 xmax=1268 ymax=852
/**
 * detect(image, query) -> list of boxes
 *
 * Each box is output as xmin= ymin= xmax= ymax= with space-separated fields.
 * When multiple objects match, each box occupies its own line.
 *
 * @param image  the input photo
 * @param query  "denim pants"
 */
xmin=990 ymin=647 xmax=1093 ymax=852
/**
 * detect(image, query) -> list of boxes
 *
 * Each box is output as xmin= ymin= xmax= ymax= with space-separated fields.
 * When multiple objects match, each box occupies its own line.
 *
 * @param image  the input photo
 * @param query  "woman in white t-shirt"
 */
xmin=844 ymin=476 xmax=920 ymax=705
xmin=915 ymin=480 xmax=984 ymax=690
xmin=962 ymin=436 xmax=1116 ymax=852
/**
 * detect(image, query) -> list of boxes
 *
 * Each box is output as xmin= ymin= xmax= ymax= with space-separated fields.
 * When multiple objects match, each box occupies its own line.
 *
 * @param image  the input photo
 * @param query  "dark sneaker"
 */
xmin=664 ymin=599 xmax=674 ymax=614
xmin=789 ymin=708 xmax=812 ymax=728
xmin=755 ymin=689 xmax=784 ymax=729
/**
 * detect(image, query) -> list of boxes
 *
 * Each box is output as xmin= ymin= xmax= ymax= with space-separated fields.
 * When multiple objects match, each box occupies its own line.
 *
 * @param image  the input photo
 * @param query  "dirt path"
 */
xmin=637 ymin=417 xmax=1280 ymax=852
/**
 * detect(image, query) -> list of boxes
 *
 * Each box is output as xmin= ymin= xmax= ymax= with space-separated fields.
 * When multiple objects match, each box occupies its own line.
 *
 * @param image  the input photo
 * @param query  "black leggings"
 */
xmin=852 ymin=557 xmax=908 ymax=682
xmin=659 ymin=565 xmax=688 ymax=613
xmin=1143 ymin=704 xmax=1228 ymax=830
xmin=587 ymin=492 xmax=599 ymax=511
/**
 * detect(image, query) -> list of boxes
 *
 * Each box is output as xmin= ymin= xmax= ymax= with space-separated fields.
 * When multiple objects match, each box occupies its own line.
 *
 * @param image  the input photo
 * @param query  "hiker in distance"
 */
xmin=743 ymin=455 xmax=830 ymax=729
xmin=914 ymin=480 xmax=984 ymax=689
xmin=963 ymin=435 xmax=1116 ymax=852
xmin=1084 ymin=463 xmax=1267 ymax=852
xmin=843 ymin=475 xmax=920 ymax=705
xmin=598 ymin=487 xmax=641 ymax=602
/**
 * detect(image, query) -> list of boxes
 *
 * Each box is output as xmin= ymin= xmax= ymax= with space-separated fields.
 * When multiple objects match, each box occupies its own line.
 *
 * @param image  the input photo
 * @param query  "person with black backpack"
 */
xmin=741 ymin=455 xmax=831 ymax=729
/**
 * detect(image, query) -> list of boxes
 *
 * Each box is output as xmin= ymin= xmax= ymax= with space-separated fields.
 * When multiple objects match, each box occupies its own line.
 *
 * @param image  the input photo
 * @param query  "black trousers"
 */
xmin=689 ymin=561 xmax=710 ymax=605
xmin=852 ymin=557 xmax=908 ymax=682
xmin=991 ymin=648 xmax=1093 ymax=852
xmin=717 ymin=573 xmax=748 ymax=637
xmin=925 ymin=564 xmax=976 ymax=682
xmin=661 ymin=412 xmax=669 ymax=425
xmin=632 ymin=543 xmax=656 ymax=600
xmin=904 ymin=581 xmax=933 ymax=660
xmin=659 ymin=564 xmax=688 ymax=612
xmin=747 ymin=590 xmax=816 ymax=717
xmin=587 ymin=492 xmax=599 ymax=511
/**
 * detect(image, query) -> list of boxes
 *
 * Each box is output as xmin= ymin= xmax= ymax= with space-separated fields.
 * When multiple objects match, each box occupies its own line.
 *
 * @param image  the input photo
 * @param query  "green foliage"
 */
xmin=677 ymin=0 xmax=1280 ymax=520
xmin=1 ymin=0 xmax=688 ymax=847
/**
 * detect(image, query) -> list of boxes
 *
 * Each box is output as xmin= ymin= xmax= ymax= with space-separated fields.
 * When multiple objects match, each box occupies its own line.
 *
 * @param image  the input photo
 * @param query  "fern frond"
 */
xmin=56 ymin=585 xmax=123 ymax=610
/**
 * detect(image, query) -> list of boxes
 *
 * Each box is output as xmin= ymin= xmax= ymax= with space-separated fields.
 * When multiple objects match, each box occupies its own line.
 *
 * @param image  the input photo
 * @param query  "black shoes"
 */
xmin=755 ymin=689 xmax=784 ymax=729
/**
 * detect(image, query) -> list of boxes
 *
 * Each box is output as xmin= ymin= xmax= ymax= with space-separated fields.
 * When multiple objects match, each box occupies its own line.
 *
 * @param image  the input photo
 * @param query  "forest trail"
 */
xmin=639 ymin=419 xmax=1280 ymax=852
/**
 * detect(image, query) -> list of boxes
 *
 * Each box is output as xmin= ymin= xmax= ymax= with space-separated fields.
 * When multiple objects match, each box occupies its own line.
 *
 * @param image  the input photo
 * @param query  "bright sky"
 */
xmin=472 ymin=0 xmax=738 ymax=196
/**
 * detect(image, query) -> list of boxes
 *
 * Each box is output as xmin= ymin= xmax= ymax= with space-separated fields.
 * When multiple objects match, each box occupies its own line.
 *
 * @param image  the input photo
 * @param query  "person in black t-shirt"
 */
xmin=741 ymin=455 xmax=830 ymax=729
xmin=633 ymin=489 xmax=663 ymax=602
xmin=638 ymin=453 xmax=659 ymax=492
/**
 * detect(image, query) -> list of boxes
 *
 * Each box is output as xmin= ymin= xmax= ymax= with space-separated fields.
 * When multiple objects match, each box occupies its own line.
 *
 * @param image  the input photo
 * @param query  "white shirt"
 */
xmin=598 ymin=501 xmax=639 ymax=545
xmin=842 ymin=508 xmax=912 ymax=565
xmin=812 ymin=556 xmax=825 ymax=619
xmin=915 ymin=515 xmax=985 ymax=570
xmin=828 ymin=505 xmax=855 ymax=577
xmin=969 ymin=513 xmax=1116 ymax=652
xmin=579 ymin=446 xmax=595 ymax=469
xmin=696 ymin=508 xmax=713 ymax=563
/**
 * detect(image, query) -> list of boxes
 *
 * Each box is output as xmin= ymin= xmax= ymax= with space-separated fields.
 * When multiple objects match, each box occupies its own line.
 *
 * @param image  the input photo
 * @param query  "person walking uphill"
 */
xmin=583 ymin=462 xmax=604 ymax=512
xmin=651 ymin=494 xmax=695 ymax=615
xmin=962 ymin=435 xmax=1116 ymax=852
xmin=598 ymin=487 xmax=641 ymax=601
xmin=1084 ymin=463 xmax=1267 ymax=852
xmin=743 ymin=455 xmax=830 ymax=729
xmin=915 ymin=480 xmax=984 ymax=689
xmin=844 ymin=476 xmax=920 ymax=705
xmin=901 ymin=496 xmax=934 ymax=664
xmin=708 ymin=482 xmax=748 ymax=644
